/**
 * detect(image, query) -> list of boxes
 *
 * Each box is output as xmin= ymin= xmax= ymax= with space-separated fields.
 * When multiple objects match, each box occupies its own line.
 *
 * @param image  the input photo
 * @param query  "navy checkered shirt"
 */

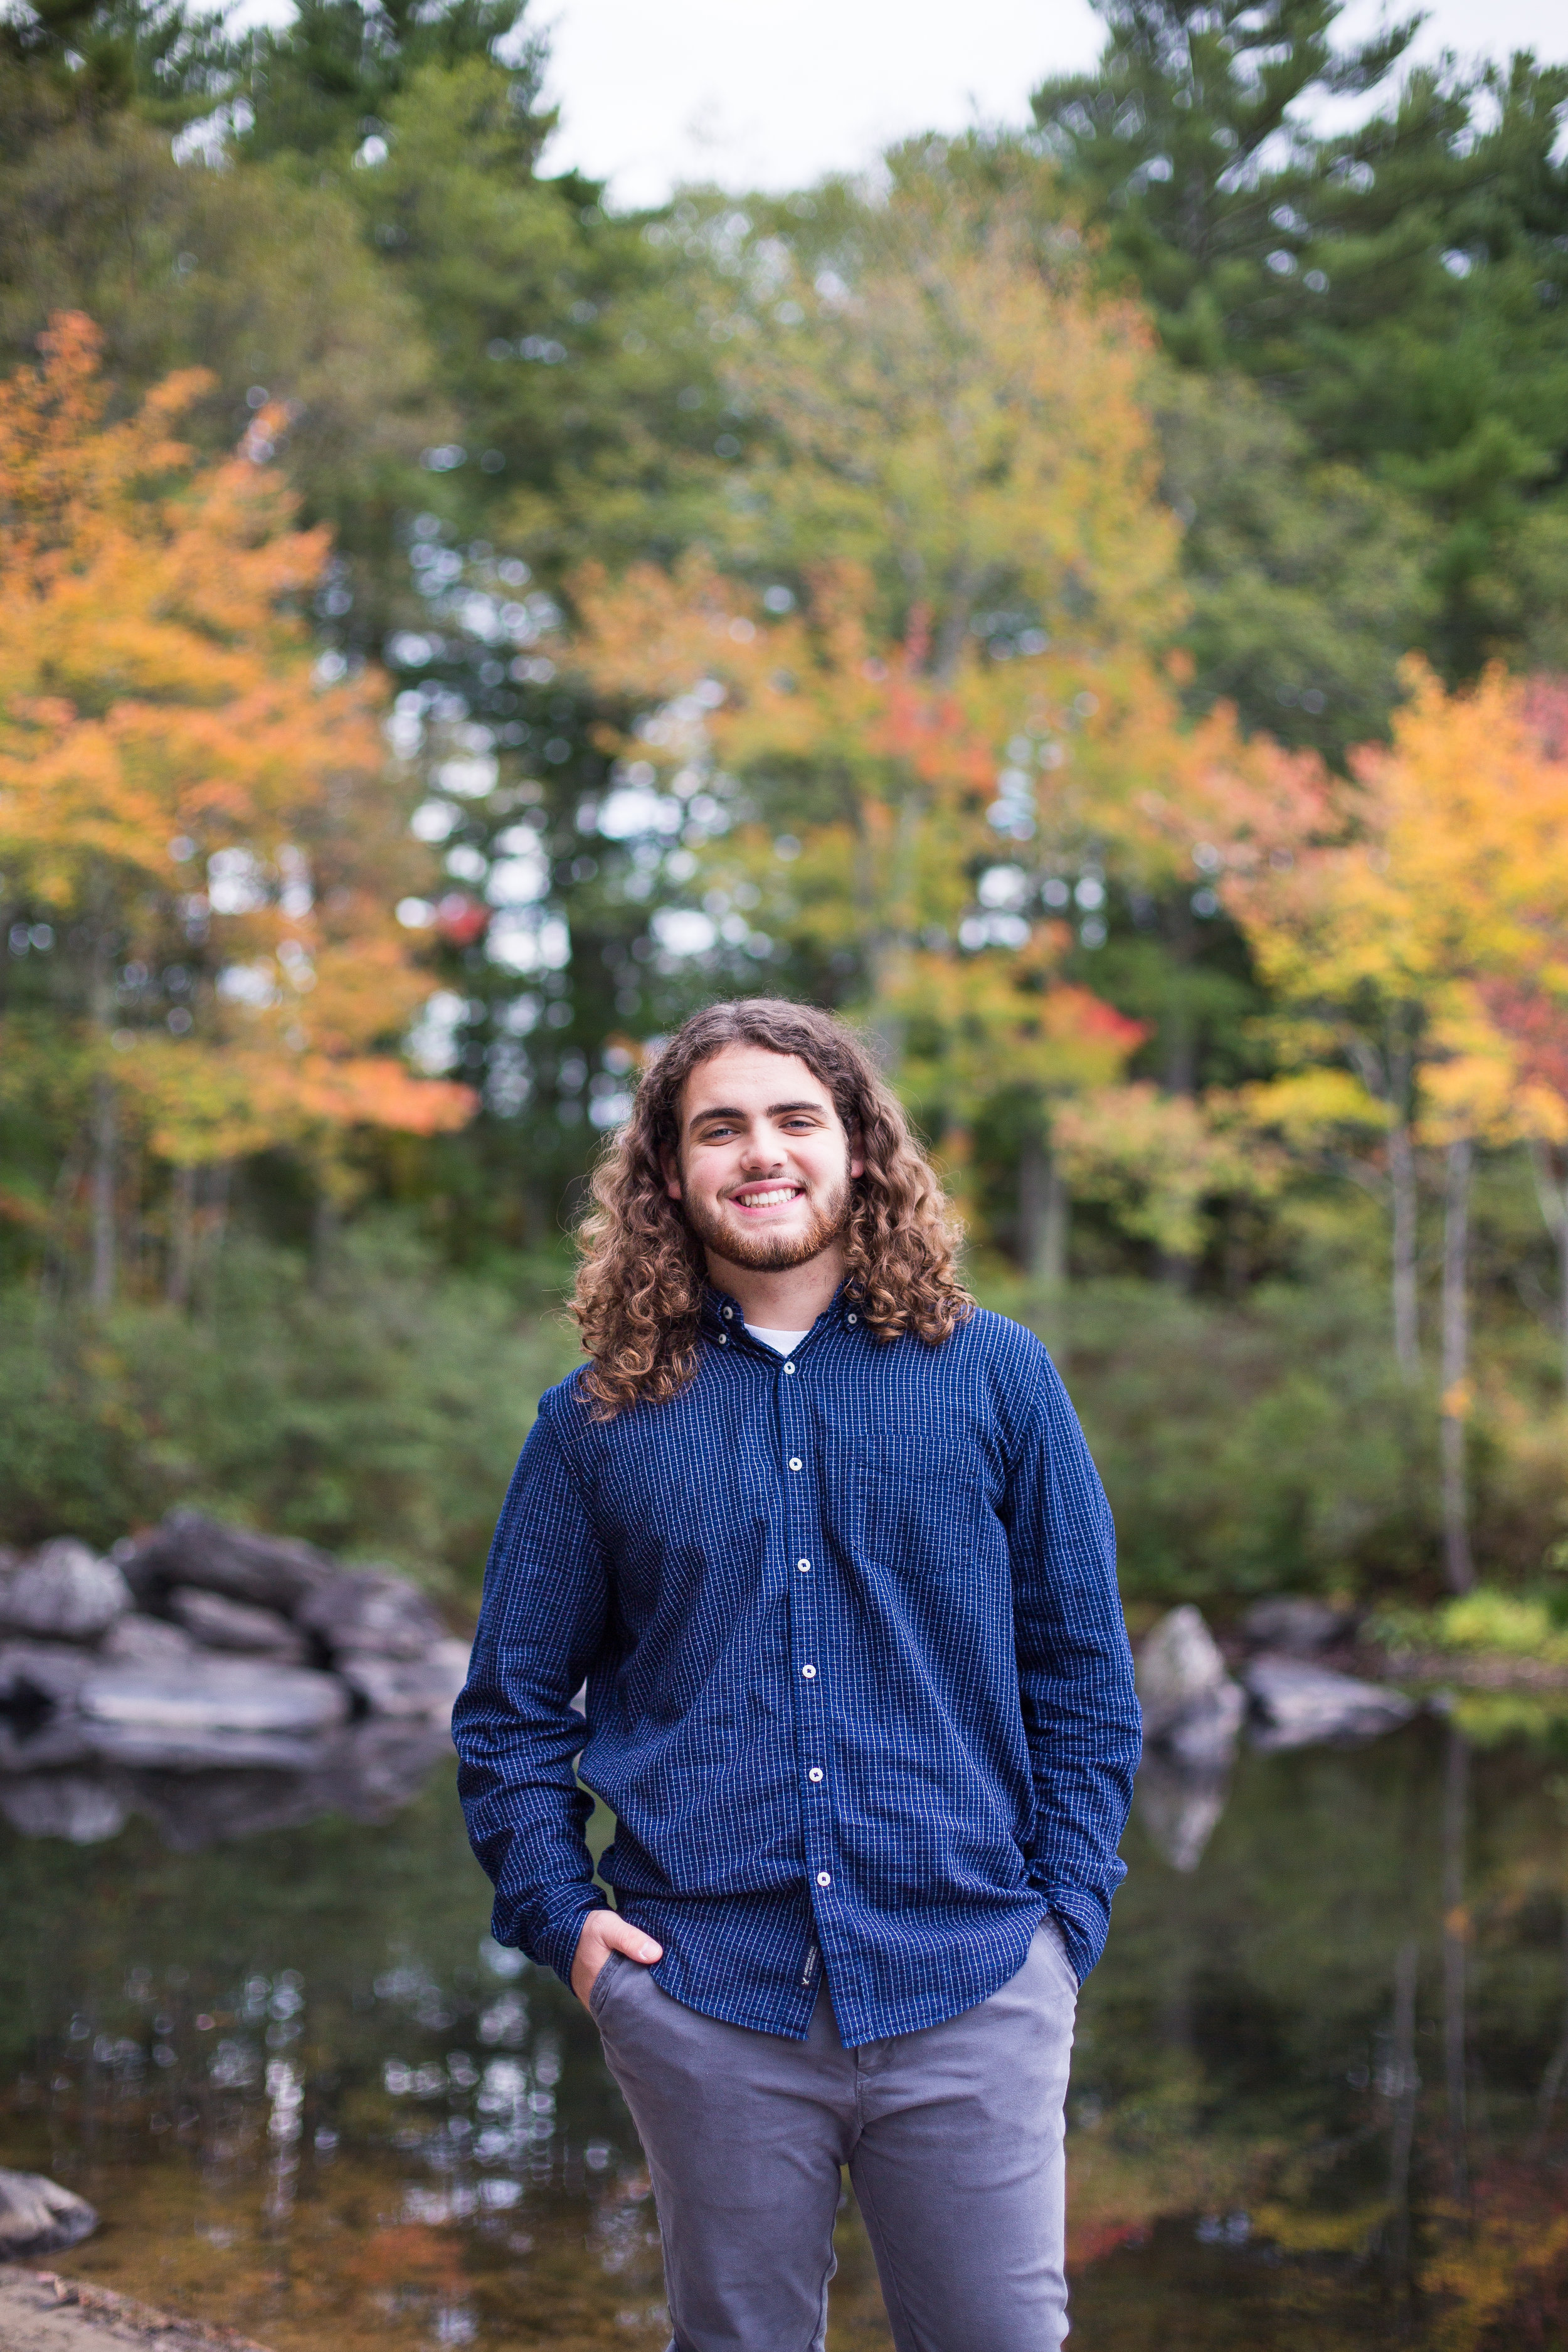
xmin=453 ymin=1286 xmax=1141 ymax=2047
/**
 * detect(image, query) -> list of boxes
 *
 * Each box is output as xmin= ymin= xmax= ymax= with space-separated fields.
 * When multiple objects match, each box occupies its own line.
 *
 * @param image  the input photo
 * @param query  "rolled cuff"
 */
xmin=498 ymin=1881 xmax=603 ymax=1990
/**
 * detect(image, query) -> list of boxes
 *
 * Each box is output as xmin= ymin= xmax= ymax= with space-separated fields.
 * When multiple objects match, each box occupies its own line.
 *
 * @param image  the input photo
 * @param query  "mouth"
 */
xmin=728 ymin=1184 xmax=805 ymax=1214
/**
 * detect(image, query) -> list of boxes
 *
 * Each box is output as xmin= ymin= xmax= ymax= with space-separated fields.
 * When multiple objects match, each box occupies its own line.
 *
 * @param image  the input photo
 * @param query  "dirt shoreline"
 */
xmin=0 ymin=2272 xmax=273 ymax=2352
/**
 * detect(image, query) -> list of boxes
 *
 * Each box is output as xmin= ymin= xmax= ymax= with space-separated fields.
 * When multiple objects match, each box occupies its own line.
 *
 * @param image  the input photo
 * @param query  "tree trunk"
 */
xmin=1527 ymin=1139 xmax=1568 ymax=1398
xmin=87 ymin=887 xmax=119 ymax=1312
xmin=166 ymin=1163 xmax=196 ymax=1308
xmin=1389 ymin=1101 xmax=1420 ymax=1380
xmin=197 ymin=1160 xmax=231 ymax=1320
xmin=1440 ymin=1137 xmax=1475 ymax=1594
xmin=1017 ymin=1129 xmax=1068 ymax=1290
xmin=89 ymin=1070 xmax=117 ymax=1311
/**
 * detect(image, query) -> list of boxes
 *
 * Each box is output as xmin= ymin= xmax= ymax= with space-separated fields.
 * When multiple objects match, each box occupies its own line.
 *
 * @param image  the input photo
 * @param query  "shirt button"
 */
xmin=808 ymin=1767 xmax=824 ymax=1783
xmin=788 ymin=1457 xmax=802 ymax=1471
xmin=847 ymin=1313 xmax=858 ymax=1323
xmin=784 ymin=1362 xmax=796 ymax=1374
xmin=797 ymin=1558 xmax=811 ymax=1572
xmin=718 ymin=1333 xmax=728 ymax=1345
xmin=801 ymin=1664 xmax=817 ymax=1680
xmin=816 ymin=1872 xmax=832 ymax=1887
xmin=722 ymin=1306 xmax=733 ymax=1318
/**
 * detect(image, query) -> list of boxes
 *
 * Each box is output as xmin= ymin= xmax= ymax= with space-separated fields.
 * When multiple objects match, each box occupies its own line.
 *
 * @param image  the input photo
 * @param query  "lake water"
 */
xmin=3 ymin=1705 xmax=1567 ymax=2349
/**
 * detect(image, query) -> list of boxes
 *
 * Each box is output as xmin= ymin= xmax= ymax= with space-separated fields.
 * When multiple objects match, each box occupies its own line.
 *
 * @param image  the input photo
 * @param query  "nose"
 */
xmin=737 ymin=1124 xmax=785 ymax=1171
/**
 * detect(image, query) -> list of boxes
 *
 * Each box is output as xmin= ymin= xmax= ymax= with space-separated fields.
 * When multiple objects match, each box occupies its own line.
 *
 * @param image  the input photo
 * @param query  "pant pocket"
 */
xmin=588 ymin=1949 xmax=625 ymax=2021
xmin=1036 ymin=1920 xmax=1080 ymax=2001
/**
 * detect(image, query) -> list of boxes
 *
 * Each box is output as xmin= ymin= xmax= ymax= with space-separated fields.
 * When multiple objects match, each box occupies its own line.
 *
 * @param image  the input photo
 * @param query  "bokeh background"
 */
xmin=6 ymin=0 xmax=1568 ymax=1633
xmin=6 ymin=6 xmax=1568 ymax=2339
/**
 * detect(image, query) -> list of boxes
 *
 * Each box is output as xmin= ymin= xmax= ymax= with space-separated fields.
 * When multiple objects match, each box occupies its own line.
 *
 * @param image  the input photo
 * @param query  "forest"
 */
xmin=3 ymin=0 xmax=1568 ymax=1618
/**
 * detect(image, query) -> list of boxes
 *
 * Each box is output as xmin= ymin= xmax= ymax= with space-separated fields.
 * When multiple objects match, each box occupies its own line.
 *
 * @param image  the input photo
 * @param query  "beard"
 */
xmin=681 ymin=1172 xmax=854 ymax=1273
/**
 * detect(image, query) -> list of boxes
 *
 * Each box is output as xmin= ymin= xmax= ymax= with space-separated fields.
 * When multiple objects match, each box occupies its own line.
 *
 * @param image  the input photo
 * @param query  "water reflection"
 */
xmin=1 ymin=1716 xmax=1567 ymax=2346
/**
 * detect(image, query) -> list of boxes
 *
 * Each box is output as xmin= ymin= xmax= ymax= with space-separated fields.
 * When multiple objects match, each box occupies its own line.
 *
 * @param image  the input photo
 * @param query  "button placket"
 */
xmin=780 ymin=1348 xmax=835 ymax=1937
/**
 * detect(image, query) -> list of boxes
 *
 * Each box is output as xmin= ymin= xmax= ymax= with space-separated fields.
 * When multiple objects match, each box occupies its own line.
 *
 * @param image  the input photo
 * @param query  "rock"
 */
xmin=77 ymin=1661 xmax=350 ymax=1735
xmin=0 ymin=1542 xmax=129 ymax=1642
xmin=119 ymin=1513 xmax=334 ymax=1613
xmin=1241 ymin=1597 xmax=1352 ymax=1655
xmin=80 ymin=1722 xmax=333 ymax=1771
xmin=297 ymin=1570 xmax=448 ymax=1661
xmin=1244 ymin=1654 xmax=1417 ymax=1751
xmin=0 ymin=2168 xmax=97 ymax=2258
xmin=1137 ymin=1606 xmax=1246 ymax=1750
xmin=1163 ymin=1678 xmax=1246 ymax=1768
xmin=1136 ymin=1752 xmax=1231 ymax=1873
xmin=0 ymin=1643 xmax=99 ymax=1709
xmin=337 ymin=1638 xmax=470 ymax=1721
xmin=0 ymin=1774 xmax=127 ymax=1844
xmin=0 ymin=1715 xmax=95 ymax=1774
xmin=166 ymin=1587 xmax=309 ymax=1663
xmin=97 ymin=1613 xmax=200 ymax=1669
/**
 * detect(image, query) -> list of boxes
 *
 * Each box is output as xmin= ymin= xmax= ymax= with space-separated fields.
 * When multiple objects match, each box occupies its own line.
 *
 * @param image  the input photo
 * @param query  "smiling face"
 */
xmin=664 ymin=1044 xmax=864 ymax=1278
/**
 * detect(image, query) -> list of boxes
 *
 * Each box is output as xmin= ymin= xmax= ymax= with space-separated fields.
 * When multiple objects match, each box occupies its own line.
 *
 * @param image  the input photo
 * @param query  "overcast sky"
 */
xmin=227 ymin=0 xmax=1567 ymax=209
xmin=532 ymin=0 xmax=1567 ymax=206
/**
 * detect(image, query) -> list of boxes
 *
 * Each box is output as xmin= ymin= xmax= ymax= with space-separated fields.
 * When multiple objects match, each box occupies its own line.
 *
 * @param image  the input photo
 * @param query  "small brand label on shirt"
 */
xmin=801 ymin=1942 xmax=819 ymax=1989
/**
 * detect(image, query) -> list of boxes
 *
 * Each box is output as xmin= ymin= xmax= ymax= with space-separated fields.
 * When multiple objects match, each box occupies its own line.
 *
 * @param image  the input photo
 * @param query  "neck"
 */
xmin=702 ymin=1239 xmax=847 ymax=1331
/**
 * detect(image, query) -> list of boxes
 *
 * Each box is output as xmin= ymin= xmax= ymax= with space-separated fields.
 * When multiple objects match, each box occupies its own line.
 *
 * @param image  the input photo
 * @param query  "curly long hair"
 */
xmin=572 ymin=998 xmax=972 ymax=1416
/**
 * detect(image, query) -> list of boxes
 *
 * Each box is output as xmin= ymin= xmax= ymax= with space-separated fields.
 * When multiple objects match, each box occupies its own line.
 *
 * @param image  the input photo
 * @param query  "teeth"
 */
xmin=737 ymin=1188 xmax=799 ymax=1208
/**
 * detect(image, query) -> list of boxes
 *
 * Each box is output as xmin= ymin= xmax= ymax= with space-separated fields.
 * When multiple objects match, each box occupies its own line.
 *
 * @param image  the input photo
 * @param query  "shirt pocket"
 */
xmin=824 ymin=1431 xmax=994 ymax=1572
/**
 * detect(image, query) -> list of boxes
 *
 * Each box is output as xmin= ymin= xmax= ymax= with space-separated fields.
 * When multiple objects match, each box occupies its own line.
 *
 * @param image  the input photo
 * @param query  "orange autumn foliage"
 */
xmin=0 ymin=312 xmax=474 ymax=1168
xmin=569 ymin=553 xmax=1175 ymax=1136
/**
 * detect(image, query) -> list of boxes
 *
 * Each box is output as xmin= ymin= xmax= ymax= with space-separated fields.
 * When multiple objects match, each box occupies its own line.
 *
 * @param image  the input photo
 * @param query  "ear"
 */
xmin=661 ymin=1146 xmax=682 ymax=1202
xmin=847 ymin=1123 xmax=865 ymax=1182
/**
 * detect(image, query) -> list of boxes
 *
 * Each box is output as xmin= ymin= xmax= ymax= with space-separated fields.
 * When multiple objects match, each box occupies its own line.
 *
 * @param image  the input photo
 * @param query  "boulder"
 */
xmin=0 ymin=1714 xmax=95 ymax=1774
xmin=337 ymin=1639 xmax=470 ymax=1721
xmin=119 ymin=1512 xmax=334 ymax=1613
xmin=1137 ymin=1606 xmax=1246 ymax=1749
xmin=167 ymin=1586 xmax=309 ymax=1663
xmin=0 ymin=2168 xmax=97 ymax=2258
xmin=78 ymin=1660 xmax=350 ymax=1735
xmin=80 ymin=1722 xmax=334 ymax=1771
xmin=0 ymin=1641 xmax=100 ymax=1709
xmin=1163 ymin=1678 xmax=1246 ymax=1768
xmin=1244 ymin=1654 xmax=1417 ymax=1751
xmin=1241 ymin=1597 xmax=1352 ymax=1656
xmin=297 ymin=1569 xmax=448 ymax=1660
xmin=98 ymin=1612 xmax=201 ymax=1669
xmin=0 ymin=1774 xmax=127 ymax=1844
xmin=0 ymin=1540 xmax=129 ymax=1641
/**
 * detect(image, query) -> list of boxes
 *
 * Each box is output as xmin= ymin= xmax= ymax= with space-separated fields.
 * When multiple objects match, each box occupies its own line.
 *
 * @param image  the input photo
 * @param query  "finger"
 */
xmin=605 ymin=1919 xmax=663 ymax=1963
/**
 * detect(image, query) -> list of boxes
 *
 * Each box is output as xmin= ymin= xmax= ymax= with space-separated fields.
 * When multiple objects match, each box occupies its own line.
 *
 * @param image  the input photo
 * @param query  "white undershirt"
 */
xmin=746 ymin=1325 xmax=812 ymax=1355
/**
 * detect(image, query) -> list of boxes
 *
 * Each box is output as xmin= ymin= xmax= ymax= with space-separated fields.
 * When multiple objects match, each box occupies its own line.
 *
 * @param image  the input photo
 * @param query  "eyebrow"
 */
xmin=686 ymin=1099 xmax=830 ymax=1133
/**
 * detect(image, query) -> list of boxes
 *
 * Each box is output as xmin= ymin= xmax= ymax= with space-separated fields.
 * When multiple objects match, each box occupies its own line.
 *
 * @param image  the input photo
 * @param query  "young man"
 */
xmin=454 ymin=998 xmax=1140 ymax=2351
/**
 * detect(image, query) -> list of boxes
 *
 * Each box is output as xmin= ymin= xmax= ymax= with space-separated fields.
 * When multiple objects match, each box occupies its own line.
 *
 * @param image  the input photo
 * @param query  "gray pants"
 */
xmin=591 ymin=1924 xmax=1078 ymax=2352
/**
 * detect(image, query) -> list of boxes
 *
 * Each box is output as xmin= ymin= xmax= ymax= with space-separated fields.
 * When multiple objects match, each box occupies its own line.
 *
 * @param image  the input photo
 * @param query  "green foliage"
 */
xmin=1022 ymin=1274 xmax=1437 ymax=1602
xmin=1034 ymin=0 xmax=1568 ymax=684
xmin=1370 ymin=1587 xmax=1568 ymax=1664
xmin=1031 ymin=0 xmax=1423 ymax=372
xmin=1155 ymin=368 xmax=1435 ymax=761
xmin=0 ymin=0 xmax=231 ymax=133
xmin=238 ymin=0 xmax=544 ymax=164
xmin=0 ymin=1226 xmax=579 ymax=1587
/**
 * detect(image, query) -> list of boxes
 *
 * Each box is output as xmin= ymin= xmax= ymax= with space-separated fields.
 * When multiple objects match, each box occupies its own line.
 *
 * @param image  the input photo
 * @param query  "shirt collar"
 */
xmin=700 ymin=1280 xmax=861 ymax=1340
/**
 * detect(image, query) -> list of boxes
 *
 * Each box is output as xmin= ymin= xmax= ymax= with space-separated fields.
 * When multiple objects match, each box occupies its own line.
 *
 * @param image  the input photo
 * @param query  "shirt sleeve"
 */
xmin=453 ymin=1404 xmax=610 ymax=1987
xmin=1002 ymin=1349 xmax=1143 ymax=1983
